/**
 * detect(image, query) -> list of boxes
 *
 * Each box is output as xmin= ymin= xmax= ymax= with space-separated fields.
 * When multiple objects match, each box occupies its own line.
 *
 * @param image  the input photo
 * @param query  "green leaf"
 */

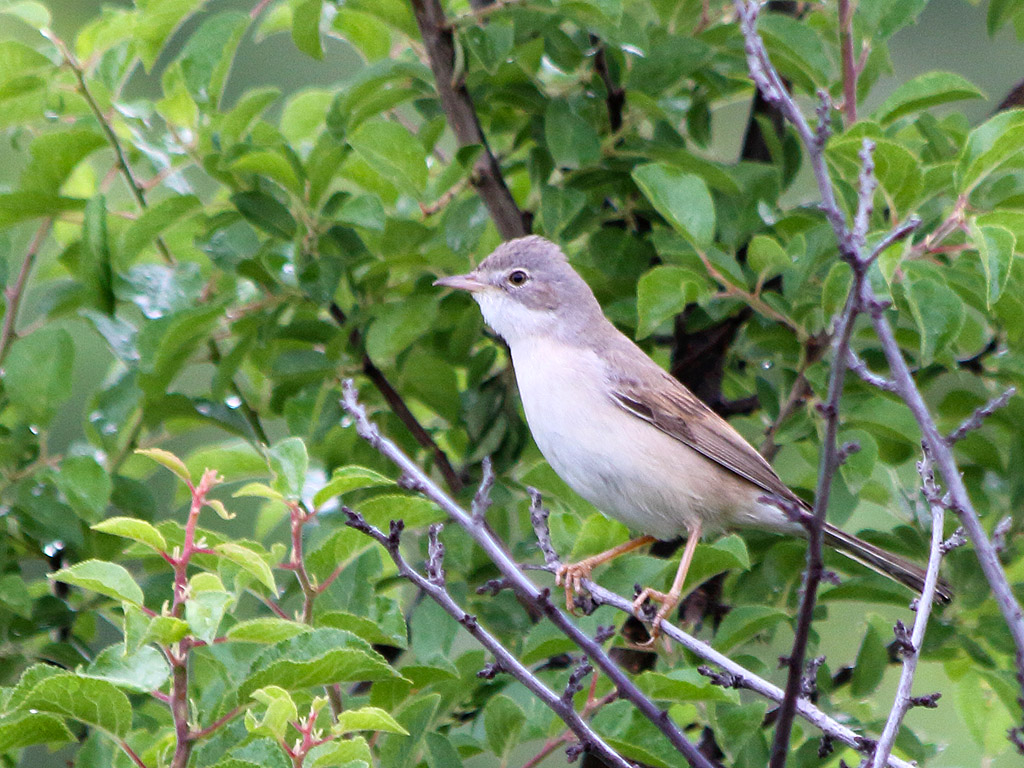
xmin=0 ymin=712 xmax=74 ymax=751
xmin=713 ymin=606 xmax=789 ymax=653
xmin=0 ymin=192 xmax=86 ymax=228
xmin=136 ymin=447 xmax=192 ymax=483
xmin=227 ymin=618 xmax=310 ymax=644
xmin=838 ymin=429 xmax=879 ymax=494
xmin=267 ymin=437 xmax=308 ymax=500
xmin=957 ymin=110 xmax=1024 ymax=193
xmin=215 ymin=542 xmax=278 ymax=592
xmin=969 ymin=221 xmax=1016 ymax=308
xmin=118 ymin=194 xmax=201 ymax=263
xmin=231 ymin=191 xmax=297 ymax=239
xmin=905 ymin=275 xmax=966 ymax=363
xmin=292 ymin=0 xmax=323 ymax=59
xmin=313 ymin=465 xmax=394 ymax=507
xmin=230 ymin=150 xmax=302 ymax=193
xmin=144 ymin=615 xmax=190 ymax=645
xmin=333 ymin=9 xmax=392 ymax=62
xmin=21 ymin=129 xmax=105 ymax=195
xmin=0 ymin=573 xmax=32 ymax=618
xmin=17 ymin=674 xmax=132 ymax=736
xmin=874 ymin=72 xmax=984 ymax=125
xmin=239 ymin=628 xmax=400 ymax=700
xmin=185 ymin=588 xmax=234 ymax=644
xmin=632 ymin=163 xmax=715 ymax=249
xmin=334 ymin=706 xmax=408 ymax=735
xmin=134 ymin=0 xmax=196 ymax=71
xmin=544 ymin=99 xmax=601 ymax=169
xmin=80 ymin=195 xmax=116 ymax=314
xmin=747 ymin=234 xmax=790 ymax=278
xmin=54 ymin=455 xmax=111 ymax=523
xmin=484 ymin=694 xmax=526 ymax=759
xmin=234 ymin=482 xmax=288 ymax=503
xmin=85 ymin=645 xmax=170 ymax=693
xmin=310 ymin=735 xmax=372 ymax=768
xmin=177 ymin=11 xmax=248 ymax=105
xmin=3 ymin=326 xmax=74 ymax=424
xmin=246 ymin=686 xmax=298 ymax=741
xmin=51 ymin=560 xmax=144 ymax=605
xmin=636 ymin=265 xmax=705 ymax=338
xmin=318 ymin=607 xmax=409 ymax=649
xmin=636 ymin=668 xmax=740 ymax=703
xmin=356 ymin=494 xmax=445 ymax=529
xmin=348 ymin=119 xmax=427 ymax=197
xmin=850 ymin=620 xmax=887 ymax=696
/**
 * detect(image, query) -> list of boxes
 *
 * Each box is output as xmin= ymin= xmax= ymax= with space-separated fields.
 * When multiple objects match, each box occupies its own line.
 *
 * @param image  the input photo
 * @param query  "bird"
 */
xmin=435 ymin=235 xmax=952 ymax=640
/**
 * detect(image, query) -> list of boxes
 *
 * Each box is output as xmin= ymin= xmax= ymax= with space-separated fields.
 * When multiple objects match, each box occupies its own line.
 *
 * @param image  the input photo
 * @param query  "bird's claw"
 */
xmin=631 ymin=587 xmax=677 ymax=646
xmin=555 ymin=561 xmax=592 ymax=614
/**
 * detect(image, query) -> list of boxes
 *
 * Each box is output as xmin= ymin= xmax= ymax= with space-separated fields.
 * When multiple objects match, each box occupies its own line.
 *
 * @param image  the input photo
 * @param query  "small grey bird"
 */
xmin=436 ymin=235 xmax=951 ymax=638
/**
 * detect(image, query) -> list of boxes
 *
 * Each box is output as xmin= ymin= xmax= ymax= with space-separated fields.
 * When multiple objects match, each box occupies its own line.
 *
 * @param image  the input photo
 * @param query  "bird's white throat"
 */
xmin=473 ymin=290 xmax=559 ymax=345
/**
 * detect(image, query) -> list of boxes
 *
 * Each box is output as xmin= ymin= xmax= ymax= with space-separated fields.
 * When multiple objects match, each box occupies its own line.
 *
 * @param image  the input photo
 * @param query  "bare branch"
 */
xmin=341 ymin=380 xmax=713 ymax=768
xmin=342 ymin=510 xmax=633 ymax=768
xmin=846 ymin=350 xmax=897 ymax=392
xmin=946 ymin=387 xmax=1016 ymax=444
xmin=869 ymin=450 xmax=951 ymax=768
xmin=472 ymin=457 xmax=496 ymax=523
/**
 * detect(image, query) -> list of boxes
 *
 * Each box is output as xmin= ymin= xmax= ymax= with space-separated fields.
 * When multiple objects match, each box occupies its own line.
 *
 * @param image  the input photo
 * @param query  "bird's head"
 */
xmin=434 ymin=236 xmax=603 ymax=346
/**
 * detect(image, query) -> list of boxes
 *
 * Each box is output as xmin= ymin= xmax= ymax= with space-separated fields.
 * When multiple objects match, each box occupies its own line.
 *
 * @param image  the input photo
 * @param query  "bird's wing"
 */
xmin=608 ymin=365 xmax=807 ymax=507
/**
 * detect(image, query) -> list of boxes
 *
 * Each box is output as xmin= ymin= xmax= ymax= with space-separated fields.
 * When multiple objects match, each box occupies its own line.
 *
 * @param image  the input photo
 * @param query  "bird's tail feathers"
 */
xmin=823 ymin=523 xmax=953 ymax=603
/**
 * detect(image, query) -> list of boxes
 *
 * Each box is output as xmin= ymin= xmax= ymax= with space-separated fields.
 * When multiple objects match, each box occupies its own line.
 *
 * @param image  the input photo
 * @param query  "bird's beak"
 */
xmin=434 ymin=273 xmax=487 ymax=293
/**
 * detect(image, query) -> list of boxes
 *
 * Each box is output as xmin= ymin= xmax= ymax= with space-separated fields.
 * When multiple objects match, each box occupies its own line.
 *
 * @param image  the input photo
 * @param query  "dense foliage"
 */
xmin=1 ymin=0 xmax=1024 ymax=766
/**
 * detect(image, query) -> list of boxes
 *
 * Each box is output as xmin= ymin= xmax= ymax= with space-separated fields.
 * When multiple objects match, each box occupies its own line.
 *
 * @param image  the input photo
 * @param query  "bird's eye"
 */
xmin=508 ymin=270 xmax=529 ymax=286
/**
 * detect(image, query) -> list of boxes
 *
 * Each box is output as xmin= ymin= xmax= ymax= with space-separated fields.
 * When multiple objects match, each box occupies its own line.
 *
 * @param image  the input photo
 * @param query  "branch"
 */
xmin=340 ymin=381 xmax=713 ymax=768
xmin=344 ymin=516 xmax=634 ymax=768
xmin=946 ymin=388 xmax=1015 ymax=445
xmin=328 ymin=302 xmax=462 ymax=493
xmin=523 ymin=493 xmax=915 ymax=768
xmin=769 ymin=279 xmax=860 ymax=768
xmin=592 ymin=40 xmax=625 ymax=133
xmin=869 ymin=449 xmax=949 ymax=768
xmin=408 ymin=0 xmax=529 ymax=239
xmin=0 ymin=218 xmax=52 ymax=366
xmin=837 ymin=0 xmax=857 ymax=125
xmin=735 ymin=0 xmax=1024 ymax=743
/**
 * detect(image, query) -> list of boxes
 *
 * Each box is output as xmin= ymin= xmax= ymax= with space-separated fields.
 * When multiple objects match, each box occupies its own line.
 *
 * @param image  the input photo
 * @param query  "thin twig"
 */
xmin=838 ymin=0 xmax=857 ymax=125
xmin=946 ymin=388 xmax=1015 ymax=444
xmin=340 ymin=381 xmax=713 ymax=768
xmin=0 ymin=218 xmax=52 ymax=366
xmin=343 ymin=515 xmax=634 ymax=768
xmin=869 ymin=450 xmax=949 ymax=768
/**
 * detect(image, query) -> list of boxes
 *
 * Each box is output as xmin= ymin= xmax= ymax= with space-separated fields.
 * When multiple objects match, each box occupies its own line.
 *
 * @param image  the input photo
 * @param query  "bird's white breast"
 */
xmin=509 ymin=337 xmax=764 ymax=540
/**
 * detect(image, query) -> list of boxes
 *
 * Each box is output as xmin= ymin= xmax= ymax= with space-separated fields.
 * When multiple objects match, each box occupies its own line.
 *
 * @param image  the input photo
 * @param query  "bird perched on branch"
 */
xmin=436 ymin=235 xmax=952 ymax=641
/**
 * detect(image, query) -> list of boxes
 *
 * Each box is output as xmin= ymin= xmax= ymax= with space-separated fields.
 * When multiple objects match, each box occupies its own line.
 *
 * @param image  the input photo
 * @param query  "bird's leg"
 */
xmin=555 ymin=535 xmax=656 ymax=613
xmin=632 ymin=522 xmax=702 ymax=642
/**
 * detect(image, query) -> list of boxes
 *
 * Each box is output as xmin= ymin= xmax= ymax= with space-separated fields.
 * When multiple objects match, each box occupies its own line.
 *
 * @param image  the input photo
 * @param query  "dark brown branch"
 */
xmin=592 ymin=41 xmax=625 ymax=132
xmin=328 ymin=302 xmax=462 ymax=493
xmin=408 ymin=0 xmax=529 ymax=239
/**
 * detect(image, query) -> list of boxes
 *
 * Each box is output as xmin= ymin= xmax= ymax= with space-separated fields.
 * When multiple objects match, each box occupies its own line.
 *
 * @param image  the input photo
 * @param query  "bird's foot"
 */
xmin=631 ymin=587 xmax=681 ymax=647
xmin=554 ymin=561 xmax=593 ymax=614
